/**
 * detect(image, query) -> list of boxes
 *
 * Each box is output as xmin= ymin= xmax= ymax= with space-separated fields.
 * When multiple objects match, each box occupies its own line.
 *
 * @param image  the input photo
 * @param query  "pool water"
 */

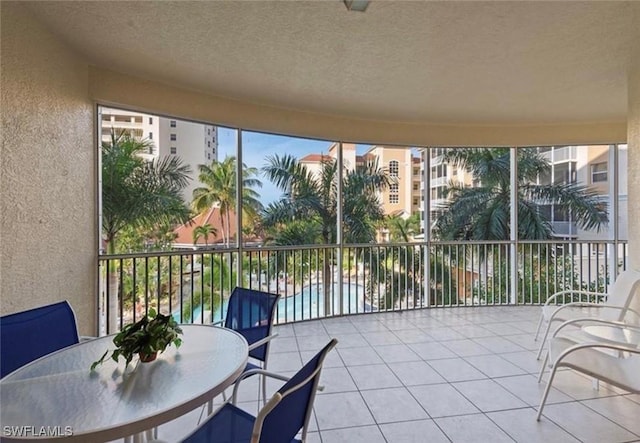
xmin=275 ymin=283 xmax=372 ymax=322
xmin=189 ymin=283 xmax=372 ymax=324
xmin=172 ymin=304 xmax=204 ymax=324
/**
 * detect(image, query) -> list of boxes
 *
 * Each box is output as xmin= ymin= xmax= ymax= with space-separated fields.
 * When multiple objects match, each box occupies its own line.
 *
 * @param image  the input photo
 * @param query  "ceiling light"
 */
xmin=343 ymin=0 xmax=370 ymax=12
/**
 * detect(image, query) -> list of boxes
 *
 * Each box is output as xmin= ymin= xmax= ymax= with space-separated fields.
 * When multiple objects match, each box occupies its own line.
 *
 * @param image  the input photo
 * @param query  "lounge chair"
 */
xmin=536 ymin=318 xmax=640 ymax=421
xmin=534 ymin=268 xmax=640 ymax=360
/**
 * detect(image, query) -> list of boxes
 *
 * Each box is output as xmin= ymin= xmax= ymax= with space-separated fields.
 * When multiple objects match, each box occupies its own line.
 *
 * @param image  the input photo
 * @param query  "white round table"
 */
xmin=0 ymin=325 xmax=248 ymax=442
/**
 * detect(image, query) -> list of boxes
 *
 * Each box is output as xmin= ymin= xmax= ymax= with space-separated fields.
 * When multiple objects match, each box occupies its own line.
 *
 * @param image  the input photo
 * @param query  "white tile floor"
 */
xmin=155 ymin=306 xmax=640 ymax=442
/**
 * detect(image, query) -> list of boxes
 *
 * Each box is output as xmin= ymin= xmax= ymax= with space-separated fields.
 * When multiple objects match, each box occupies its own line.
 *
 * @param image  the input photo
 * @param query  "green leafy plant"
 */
xmin=91 ymin=308 xmax=183 ymax=371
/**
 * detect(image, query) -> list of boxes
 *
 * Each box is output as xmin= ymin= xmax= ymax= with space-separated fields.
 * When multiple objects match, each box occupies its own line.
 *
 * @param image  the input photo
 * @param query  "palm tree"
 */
xmin=434 ymin=148 xmax=608 ymax=304
xmin=192 ymin=223 xmax=217 ymax=246
xmin=192 ymin=156 xmax=263 ymax=246
xmin=102 ymin=130 xmax=191 ymax=331
xmin=262 ymin=219 xmax=322 ymax=291
xmin=262 ymin=154 xmax=390 ymax=315
xmin=434 ymin=148 xmax=608 ymax=240
xmin=378 ymin=213 xmax=456 ymax=308
xmin=386 ymin=213 xmax=421 ymax=242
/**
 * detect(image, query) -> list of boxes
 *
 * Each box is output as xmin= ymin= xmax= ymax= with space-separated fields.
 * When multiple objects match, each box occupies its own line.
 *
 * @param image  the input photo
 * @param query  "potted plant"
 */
xmin=91 ymin=308 xmax=183 ymax=371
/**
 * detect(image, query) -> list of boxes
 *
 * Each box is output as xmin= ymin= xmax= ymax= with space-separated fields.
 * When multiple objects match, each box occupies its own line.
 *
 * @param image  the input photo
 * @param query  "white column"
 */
xmin=423 ymin=149 xmax=431 ymax=307
xmin=336 ymin=142 xmax=344 ymax=315
xmin=236 ymin=129 xmax=243 ymax=287
xmin=628 ymin=5 xmax=640 ymax=270
xmin=510 ymin=147 xmax=518 ymax=305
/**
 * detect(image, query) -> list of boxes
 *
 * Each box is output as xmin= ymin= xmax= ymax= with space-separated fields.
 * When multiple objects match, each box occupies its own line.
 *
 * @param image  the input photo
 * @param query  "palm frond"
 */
xmin=523 ymin=182 xmax=608 ymax=231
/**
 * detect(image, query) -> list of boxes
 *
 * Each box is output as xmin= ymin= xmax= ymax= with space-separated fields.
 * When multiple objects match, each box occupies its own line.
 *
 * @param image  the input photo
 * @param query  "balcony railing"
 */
xmin=97 ymin=240 xmax=627 ymax=335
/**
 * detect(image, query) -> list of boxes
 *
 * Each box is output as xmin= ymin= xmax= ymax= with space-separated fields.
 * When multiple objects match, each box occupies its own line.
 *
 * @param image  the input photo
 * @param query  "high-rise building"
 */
xmin=420 ymin=147 xmax=473 ymax=232
xmin=538 ymin=145 xmax=628 ymax=242
xmin=100 ymin=107 xmax=217 ymax=202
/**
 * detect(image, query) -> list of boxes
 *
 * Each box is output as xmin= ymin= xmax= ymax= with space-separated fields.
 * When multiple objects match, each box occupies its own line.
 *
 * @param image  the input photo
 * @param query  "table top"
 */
xmin=581 ymin=324 xmax=640 ymax=347
xmin=1 ymin=325 xmax=248 ymax=442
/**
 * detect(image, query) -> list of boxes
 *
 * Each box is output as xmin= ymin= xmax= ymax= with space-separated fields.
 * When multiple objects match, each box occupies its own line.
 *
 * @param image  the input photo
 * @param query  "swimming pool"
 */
xmin=176 ymin=282 xmax=372 ymax=324
xmin=204 ymin=283 xmax=371 ymax=323
xmin=275 ymin=283 xmax=372 ymax=322
xmin=172 ymin=304 xmax=204 ymax=324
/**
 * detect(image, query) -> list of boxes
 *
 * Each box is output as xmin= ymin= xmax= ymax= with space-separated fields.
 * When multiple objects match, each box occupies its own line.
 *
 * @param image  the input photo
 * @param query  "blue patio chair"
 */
xmin=212 ymin=287 xmax=281 ymax=407
xmin=182 ymin=339 xmax=337 ymax=443
xmin=0 ymin=300 xmax=80 ymax=378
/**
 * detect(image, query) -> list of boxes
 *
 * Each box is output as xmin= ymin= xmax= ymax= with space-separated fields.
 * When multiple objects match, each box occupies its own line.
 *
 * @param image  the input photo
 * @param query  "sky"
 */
xmin=217 ymin=127 xmax=372 ymax=206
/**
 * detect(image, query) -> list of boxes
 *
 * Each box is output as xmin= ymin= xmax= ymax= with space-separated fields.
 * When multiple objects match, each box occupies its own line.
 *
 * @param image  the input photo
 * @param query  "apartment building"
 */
xmin=411 ymin=157 xmax=422 ymax=216
xmin=419 ymin=147 xmax=473 ymax=230
xmin=300 ymin=143 xmax=421 ymax=218
xmin=541 ymin=145 xmax=628 ymax=245
xmin=418 ymin=145 xmax=627 ymax=243
xmin=100 ymin=108 xmax=218 ymax=202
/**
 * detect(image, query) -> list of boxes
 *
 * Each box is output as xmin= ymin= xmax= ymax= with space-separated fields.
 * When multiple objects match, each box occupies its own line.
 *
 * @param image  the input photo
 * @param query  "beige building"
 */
xmin=100 ymin=108 xmax=218 ymax=202
xmin=300 ymin=144 xmax=421 ymax=220
xmin=300 ymin=143 xmax=422 ymax=243
xmin=299 ymin=143 xmax=362 ymax=175
xmin=365 ymin=145 xmax=414 ymax=218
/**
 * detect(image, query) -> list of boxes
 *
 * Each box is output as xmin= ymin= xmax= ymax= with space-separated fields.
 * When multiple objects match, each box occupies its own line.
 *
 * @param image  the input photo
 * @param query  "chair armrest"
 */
xmin=552 ymin=341 xmax=640 ymax=365
xmin=247 ymin=332 xmax=279 ymax=351
xmin=547 ymin=303 xmax=629 ymax=322
xmin=211 ymin=319 xmax=224 ymax=326
xmin=231 ymin=368 xmax=291 ymax=403
xmin=229 ymin=366 xmax=325 ymax=404
xmin=543 ymin=290 xmax=606 ymax=306
xmin=552 ymin=317 xmax=640 ymax=338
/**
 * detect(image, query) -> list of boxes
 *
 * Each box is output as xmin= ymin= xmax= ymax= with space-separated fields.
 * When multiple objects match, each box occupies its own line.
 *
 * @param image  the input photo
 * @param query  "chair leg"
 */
xmin=534 ymin=315 xmax=545 ymax=341
xmin=537 ymin=352 xmax=549 ymax=383
xmin=536 ymin=322 xmax=553 ymax=360
xmin=536 ymin=364 xmax=559 ymax=421
xmin=261 ymin=374 xmax=267 ymax=407
xmin=197 ymin=404 xmax=207 ymax=426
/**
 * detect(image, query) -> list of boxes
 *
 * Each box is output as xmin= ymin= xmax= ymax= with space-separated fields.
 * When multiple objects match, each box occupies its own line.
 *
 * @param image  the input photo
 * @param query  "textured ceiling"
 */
xmin=24 ymin=1 xmax=635 ymax=126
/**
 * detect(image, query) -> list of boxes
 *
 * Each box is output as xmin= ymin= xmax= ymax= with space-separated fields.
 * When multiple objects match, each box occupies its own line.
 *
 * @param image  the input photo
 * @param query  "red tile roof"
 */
xmin=300 ymin=153 xmax=329 ymax=163
xmin=173 ymin=207 xmax=262 ymax=246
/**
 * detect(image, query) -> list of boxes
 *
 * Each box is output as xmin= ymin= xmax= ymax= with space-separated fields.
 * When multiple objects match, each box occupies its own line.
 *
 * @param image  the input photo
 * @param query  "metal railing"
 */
xmin=98 ymin=240 xmax=627 ymax=334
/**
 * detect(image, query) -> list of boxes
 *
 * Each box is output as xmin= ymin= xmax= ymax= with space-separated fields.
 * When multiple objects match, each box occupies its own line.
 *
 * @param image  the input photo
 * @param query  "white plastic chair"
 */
xmin=534 ymin=268 xmax=640 ymax=360
xmin=536 ymin=318 xmax=640 ymax=421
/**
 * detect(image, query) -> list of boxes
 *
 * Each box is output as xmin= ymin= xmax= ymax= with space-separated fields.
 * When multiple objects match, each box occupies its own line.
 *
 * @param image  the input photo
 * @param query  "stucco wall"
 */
xmin=0 ymin=3 xmax=96 ymax=334
xmin=628 ymin=5 xmax=640 ymax=270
